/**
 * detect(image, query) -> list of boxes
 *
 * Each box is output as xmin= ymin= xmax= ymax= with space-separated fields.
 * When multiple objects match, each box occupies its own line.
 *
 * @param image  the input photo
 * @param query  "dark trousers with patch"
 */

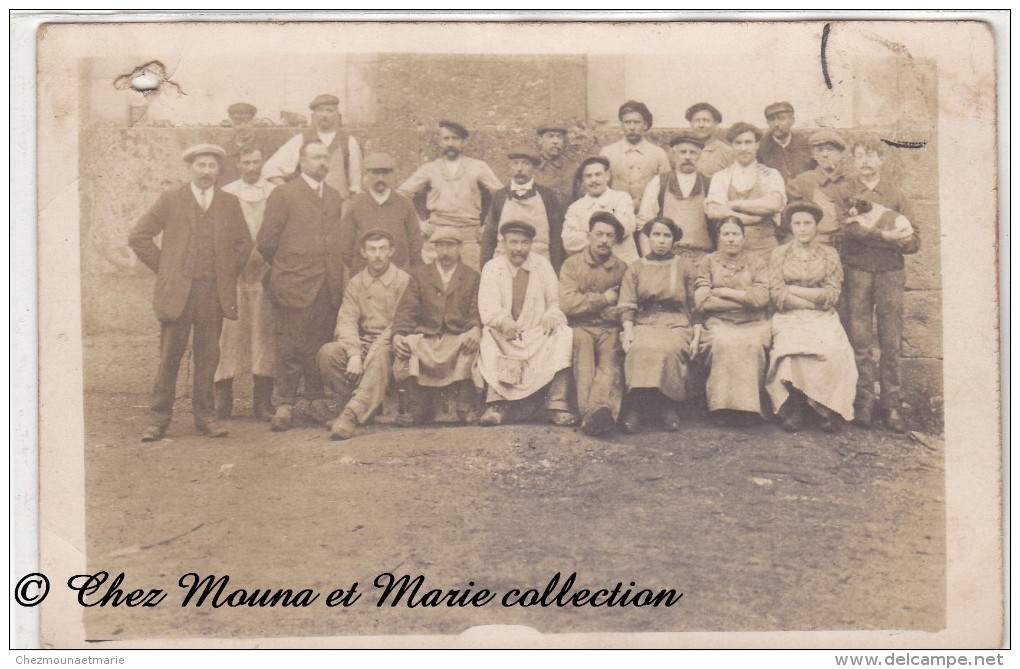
xmin=273 ymin=284 xmax=337 ymax=406
xmin=149 ymin=278 xmax=223 ymax=429
xmin=845 ymin=267 xmax=905 ymax=410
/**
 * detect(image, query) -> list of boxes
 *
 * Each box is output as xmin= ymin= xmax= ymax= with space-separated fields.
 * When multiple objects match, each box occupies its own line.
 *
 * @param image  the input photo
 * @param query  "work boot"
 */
xmin=253 ymin=375 xmax=275 ymax=421
xmin=270 ymin=404 xmax=293 ymax=432
xmin=214 ymin=379 xmax=233 ymax=420
xmin=330 ymin=409 xmax=357 ymax=441
xmin=581 ymin=406 xmax=614 ymax=436
xmin=620 ymin=408 xmax=641 ymax=434
xmin=196 ymin=419 xmax=229 ymax=438
xmin=140 ymin=425 xmax=166 ymax=443
xmin=777 ymin=399 xmax=804 ymax=433
xmin=884 ymin=408 xmax=906 ymax=433
xmin=853 ymin=399 xmax=875 ymax=428
xmin=479 ymin=403 xmax=507 ymax=427
xmin=660 ymin=405 xmax=681 ymax=432
xmin=549 ymin=410 xmax=579 ymax=427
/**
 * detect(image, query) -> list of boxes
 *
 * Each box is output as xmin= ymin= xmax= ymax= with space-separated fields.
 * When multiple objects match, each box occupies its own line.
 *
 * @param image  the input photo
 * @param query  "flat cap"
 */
xmin=439 ymin=119 xmax=469 ymax=139
xmin=669 ymin=130 xmax=705 ymax=148
xmin=498 ymin=220 xmax=537 ymax=239
xmin=781 ymin=200 xmax=825 ymax=228
xmin=809 ymin=129 xmax=847 ymax=150
xmin=357 ymin=228 xmax=396 ymax=247
xmin=685 ymin=102 xmax=723 ymax=124
xmin=588 ymin=210 xmax=626 ymax=243
xmin=227 ymin=102 xmax=257 ymax=119
xmin=363 ymin=152 xmax=397 ymax=171
xmin=618 ymin=100 xmax=653 ymax=128
xmin=536 ymin=122 xmax=567 ymax=135
xmin=764 ymin=101 xmax=795 ymax=119
xmin=428 ymin=226 xmax=463 ymax=244
xmin=182 ymin=144 xmax=226 ymax=163
xmin=507 ymin=148 xmax=540 ymax=165
xmin=309 ymin=94 xmax=340 ymax=110
xmin=578 ymin=155 xmax=611 ymax=173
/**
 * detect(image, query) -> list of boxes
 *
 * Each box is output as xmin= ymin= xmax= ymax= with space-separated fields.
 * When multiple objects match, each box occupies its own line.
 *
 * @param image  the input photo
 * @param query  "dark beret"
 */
xmin=498 ymin=220 xmax=537 ymax=239
xmin=618 ymin=100 xmax=653 ymax=128
xmin=578 ymin=155 xmax=611 ymax=173
xmin=357 ymin=228 xmax=396 ymax=248
xmin=588 ymin=211 xmax=626 ymax=243
xmin=669 ymin=130 xmax=705 ymax=149
xmin=685 ymin=102 xmax=723 ymax=124
xmin=764 ymin=101 xmax=795 ymax=119
xmin=809 ymin=129 xmax=848 ymax=150
xmin=309 ymin=94 xmax=340 ymax=110
xmin=507 ymin=148 xmax=540 ymax=166
xmin=227 ymin=102 xmax=256 ymax=119
xmin=780 ymin=200 xmax=825 ymax=229
xmin=439 ymin=120 xmax=469 ymax=139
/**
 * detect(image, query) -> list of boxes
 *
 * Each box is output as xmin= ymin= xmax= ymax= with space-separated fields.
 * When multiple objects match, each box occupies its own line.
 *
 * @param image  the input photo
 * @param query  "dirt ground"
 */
xmin=79 ymin=331 xmax=945 ymax=643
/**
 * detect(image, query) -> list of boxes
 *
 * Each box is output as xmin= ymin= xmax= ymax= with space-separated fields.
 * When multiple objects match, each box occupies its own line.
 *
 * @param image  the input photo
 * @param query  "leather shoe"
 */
xmin=549 ymin=410 xmax=579 ymax=427
xmin=214 ymin=379 xmax=233 ymax=420
xmin=270 ymin=405 xmax=293 ymax=432
xmin=196 ymin=420 xmax=228 ymax=438
xmin=479 ymin=404 xmax=506 ymax=427
xmin=140 ymin=425 xmax=165 ymax=442
xmin=620 ymin=408 xmax=640 ymax=434
xmin=884 ymin=408 xmax=906 ymax=433
xmin=330 ymin=410 xmax=357 ymax=441
xmin=581 ymin=406 xmax=614 ymax=436
xmin=661 ymin=406 xmax=681 ymax=432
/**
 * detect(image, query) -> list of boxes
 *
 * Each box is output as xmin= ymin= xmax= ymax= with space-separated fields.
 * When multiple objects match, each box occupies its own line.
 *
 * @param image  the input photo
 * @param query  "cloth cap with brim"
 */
xmin=507 ymin=148 xmax=540 ymax=166
xmin=669 ymin=130 xmax=705 ymax=149
xmin=578 ymin=155 xmax=611 ymax=173
xmin=498 ymin=220 xmax=537 ymax=239
xmin=764 ymin=101 xmax=795 ymax=119
xmin=363 ymin=152 xmax=397 ymax=171
xmin=809 ymin=130 xmax=847 ymax=150
xmin=227 ymin=102 xmax=257 ymax=119
xmin=429 ymin=226 xmax=463 ymax=244
xmin=182 ymin=144 xmax=226 ymax=163
xmin=439 ymin=120 xmax=469 ymax=139
xmin=618 ymin=100 xmax=653 ymax=128
xmin=536 ymin=123 xmax=568 ymax=135
xmin=357 ymin=228 xmax=396 ymax=247
xmin=685 ymin=102 xmax=723 ymax=124
xmin=588 ymin=211 xmax=626 ymax=243
xmin=309 ymin=94 xmax=340 ymax=110
xmin=781 ymin=200 xmax=825 ymax=229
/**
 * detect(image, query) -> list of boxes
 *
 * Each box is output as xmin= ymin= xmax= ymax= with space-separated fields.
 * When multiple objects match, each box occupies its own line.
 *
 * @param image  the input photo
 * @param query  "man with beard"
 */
xmin=562 ymin=156 xmax=639 ymax=264
xmin=263 ymin=94 xmax=362 ymax=202
xmin=218 ymin=102 xmax=280 ymax=186
xmin=756 ymin=101 xmax=814 ymax=189
xmin=599 ymin=100 xmax=671 ymax=213
xmin=637 ymin=130 xmax=713 ymax=265
xmin=480 ymin=147 xmax=565 ymax=271
xmin=558 ymin=211 xmax=629 ymax=436
xmin=337 ymin=151 xmax=423 ymax=274
xmin=788 ymin=129 xmax=851 ymax=245
xmin=398 ymin=120 xmax=504 ymax=271
xmin=317 ymin=230 xmax=411 ymax=441
xmin=533 ymin=122 xmax=579 ymax=207
xmin=391 ymin=226 xmax=483 ymax=426
xmin=258 ymin=140 xmax=345 ymax=432
xmin=476 ymin=221 xmax=575 ymax=428
xmin=214 ymin=145 xmax=278 ymax=421
xmin=685 ymin=102 xmax=734 ymax=178
xmin=129 ymin=144 xmax=252 ymax=441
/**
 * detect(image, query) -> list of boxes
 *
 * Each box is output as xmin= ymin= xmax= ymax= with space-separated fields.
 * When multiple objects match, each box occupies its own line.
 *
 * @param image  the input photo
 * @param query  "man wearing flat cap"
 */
xmin=338 ymin=151 xmax=423 ymax=275
xmin=263 ymin=93 xmax=362 ymax=202
xmin=757 ymin=101 xmax=814 ymax=189
xmin=391 ymin=226 xmax=484 ymax=426
xmin=533 ymin=122 xmax=580 ymax=208
xmin=686 ymin=102 xmax=735 ymax=178
xmin=788 ymin=129 xmax=851 ymax=245
xmin=476 ymin=220 xmax=575 ymax=427
xmin=481 ymin=147 xmax=566 ymax=272
xmin=258 ymin=140 xmax=345 ymax=432
xmin=558 ymin=210 xmax=629 ymax=436
xmin=219 ymin=102 xmax=281 ymax=186
xmin=600 ymin=100 xmax=671 ymax=215
xmin=129 ymin=144 xmax=253 ymax=442
xmin=317 ymin=229 xmax=411 ymax=440
xmin=563 ymin=156 xmax=638 ymax=264
xmin=637 ymin=130 xmax=713 ymax=264
xmin=398 ymin=120 xmax=504 ymax=271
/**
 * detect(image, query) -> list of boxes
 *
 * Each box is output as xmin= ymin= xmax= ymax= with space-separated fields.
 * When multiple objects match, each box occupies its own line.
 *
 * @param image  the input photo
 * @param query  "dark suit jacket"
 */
xmin=392 ymin=262 xmax=482 ymax=337
xmin=129 ymin=184 xmax=252 ymax=322
xmin=481 ymin=185 xmax=565 ymax=272
xmin=257 ymin=177 xmax=345 ymax=309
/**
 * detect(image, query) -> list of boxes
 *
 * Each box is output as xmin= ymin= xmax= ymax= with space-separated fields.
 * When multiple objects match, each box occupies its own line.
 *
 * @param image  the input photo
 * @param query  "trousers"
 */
xmin=845 ymin=267 xmax=904 ymax=409
xmin=273 ymin=283 xmax=336 ymax=406
xmin=571 ymin=324 xmax=624 ymax=420
xmin=317 ymin=336 xmax=392 ymax=424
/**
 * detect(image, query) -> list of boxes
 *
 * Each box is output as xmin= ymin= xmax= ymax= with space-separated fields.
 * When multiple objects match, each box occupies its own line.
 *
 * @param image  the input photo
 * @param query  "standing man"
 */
xmin=599 ymin=100 xmax=671 ymax=213
xmin=686 ymin=102 xmax=734 ymax=178
xmin=397 ymin=120 xmax=504 ymax=271
xmin=129 ymin=144 xmax=252 ymax=441
xmin=476 ymin=221 xmax=575 ymax=427
xmin=480 ymin=147 xmax=566 ymax=272
xmin=392 ymin=226 xmax=483 ymax=426
xmin=317 ymin=230 xmax=411 ymax=441
xmin=218 ymin=102 xmax=281 ymax=186
xmin=756 ymin=101 xmax=814 ymax=189
xmin=562 ymin=156 xmax=639 ymax=264
xmin=258 ymin=140 xmax=345 ymax=432
xmin=637 ymin=130 xmax=713 ymax=265
xmin=558 ymin=211 xmax=629 ymax=436
xmin=533 ymin=121 xmax=579 ymax=208
xmin=787 ymin=129 xmax=851 ymax=245
xmin=263 ymin=93 xmax=362 ymax=202
xmin=214 ymin=146 xmax=278 ymax=421
xmin=337 ymin=151 xmax=423 ymax=274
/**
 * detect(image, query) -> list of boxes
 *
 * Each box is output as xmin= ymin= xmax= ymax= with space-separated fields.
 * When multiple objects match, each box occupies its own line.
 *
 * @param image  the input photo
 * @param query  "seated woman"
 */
xmin=765 ymin=201 xmax=858 ymax=432
xmin=694 ymin=217 xmax=771 ymax=424
xmin=618 ymin=217 xmax=699 ymax=433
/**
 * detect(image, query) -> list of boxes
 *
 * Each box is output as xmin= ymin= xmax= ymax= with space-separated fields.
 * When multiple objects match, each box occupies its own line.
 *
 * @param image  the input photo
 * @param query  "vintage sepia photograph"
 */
xmin=25 ymin=16 xmax=1002 ymax=649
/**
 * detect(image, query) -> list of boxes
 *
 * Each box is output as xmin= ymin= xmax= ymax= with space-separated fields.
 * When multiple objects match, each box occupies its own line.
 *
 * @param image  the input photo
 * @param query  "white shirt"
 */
xmin=436 ymin=261 xmax=457 ymax=288
xmin=370 ymin=187 xmax=392 ymax=205
xmin=190 ymin=183 xmax=212 ymax=210
xmin=261 ymin=131 xmax=362 ymax=193
xmin=301 ymin=172 xmax=324 ymax=196
xmin=562 ymin=187 xmax=639 ymax=263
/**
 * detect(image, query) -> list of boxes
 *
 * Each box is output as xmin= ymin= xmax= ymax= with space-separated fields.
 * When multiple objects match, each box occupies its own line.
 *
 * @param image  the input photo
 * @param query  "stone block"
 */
xmin=899 ymin=357 xmax=945 ymax=434
xmin=902 ymin=289 xmax=943 ymax=359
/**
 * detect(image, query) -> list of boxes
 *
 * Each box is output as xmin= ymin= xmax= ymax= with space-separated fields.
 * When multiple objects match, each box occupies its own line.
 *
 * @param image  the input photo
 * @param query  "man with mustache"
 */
xmin=533 ymin=122 xmax=579 ymax=208
xmin=398 ymin=120 xmax=504 ymax=271
xmin=262 ymin=94 xmax=362 ymax=203
xmin=756 ymin=101 xmax=814 ymax=190
xmin=562 ymin=156 xmax=639 ymax=264
xmin=480 ymin=147 xmax=565 ymax=272
xmin=637 ymin=130 xmax=713 ymax=266
xmin=258 ymin=140 xmax=346 ymax=432
xmin=129 ymin=144 xmax=253 ymax=441
xmin=218 ymin=102 xmax=281 ymax=186
xmin=599 ymin=100 xmax=671 ymax=214
xmin=686 ymin=102 xmax=734 ymax=178
xmin=787 ymin=129 xmax=851 ymax=246
xmin=337 ymin=152 xmax=423 ymax=274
